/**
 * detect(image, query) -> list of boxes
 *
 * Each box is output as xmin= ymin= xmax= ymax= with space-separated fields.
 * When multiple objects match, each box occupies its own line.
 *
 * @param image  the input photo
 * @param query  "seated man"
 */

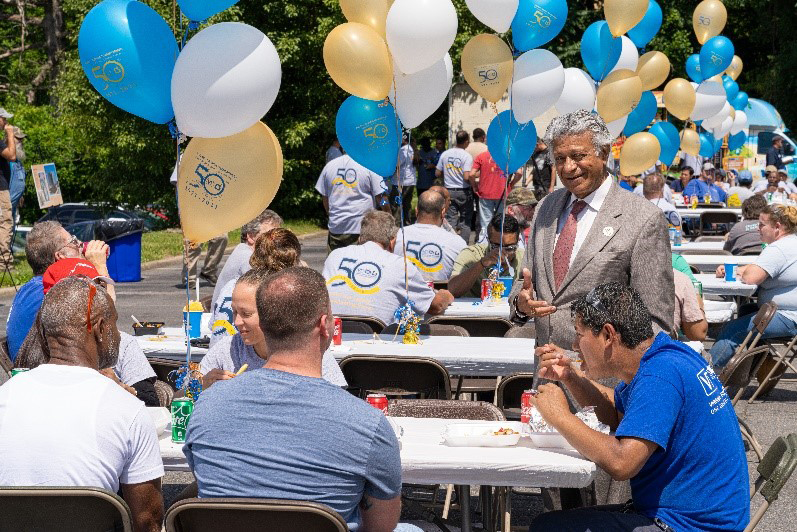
xmin=448 ymin=213 xmax=522 ymax=298
xmin=529 ymin=282 xmax=748 ymax=531
xmin=752 ymin=165 xmax=781 ymax=194
xmin=0 ymin=276 xmax=164 ymax=532
xmin=185 ymin=267 xmax=418 ymax=531
xmin=673 ymin=269 xmax=707 ymax=341
xmin=429 ymin=185 xmax=459 ymax=235
xmin=393 ymin=190 xmax=466 ymax=282
xmin=642 ymin=173 xmax=681 ymax=228
xmin=323 ymin=209 xmax=453 ymax=325
xmin=723 ymin=194 xmax=766 ymax=254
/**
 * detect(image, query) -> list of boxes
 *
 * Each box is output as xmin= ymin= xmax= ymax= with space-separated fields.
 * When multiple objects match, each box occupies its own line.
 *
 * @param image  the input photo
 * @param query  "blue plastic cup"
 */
xmin=724 ymin=263 xmax=737 ymax=282
xmin=498 ymin=277 xmax=513 ymax=297
xmin=183 ymin=311 xmax=203 ymax=338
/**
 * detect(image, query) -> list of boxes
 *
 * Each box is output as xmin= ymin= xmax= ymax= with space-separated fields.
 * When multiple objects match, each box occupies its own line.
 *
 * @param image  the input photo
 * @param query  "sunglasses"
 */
xmin=488 ymin=242 xmax=518 ymax=252
xmin=58 ymin=235 xmax=81 ymax=254
xmin=586 ymin=288 xmax=609 ymax=315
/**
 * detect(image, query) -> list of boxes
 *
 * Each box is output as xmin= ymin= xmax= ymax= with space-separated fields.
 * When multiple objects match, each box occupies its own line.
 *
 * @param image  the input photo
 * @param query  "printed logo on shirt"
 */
xmin=327 ymin=258 xmax=382 ymax=295
xmin=446 ymin=157 xmax=465 ymax=177
xmin=332 ymin=168 xmax=358 ymax=188
xmin=697 ymin=367 xmax=718 ymax=396
xmin=405 ymin=240 xmax=443 ymax=273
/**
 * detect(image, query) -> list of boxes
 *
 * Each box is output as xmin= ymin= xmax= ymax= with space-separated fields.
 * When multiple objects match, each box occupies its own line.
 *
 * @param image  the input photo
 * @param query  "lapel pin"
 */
xmin=603 ymin=226 xmax=614 ymax=237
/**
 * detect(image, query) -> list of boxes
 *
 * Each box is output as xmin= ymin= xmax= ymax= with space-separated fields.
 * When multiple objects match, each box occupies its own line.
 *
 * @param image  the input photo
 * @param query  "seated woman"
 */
xmin=201 ymin=268 xmax=347 ymax=388
xmin=710 ymin=204 xmax=797 ymax=367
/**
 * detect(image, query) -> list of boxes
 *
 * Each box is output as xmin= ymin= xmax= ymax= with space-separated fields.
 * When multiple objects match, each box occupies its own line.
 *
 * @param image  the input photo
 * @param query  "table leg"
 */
xmin=501 ymin=487 xmax=512 ymax=532
xmin=455 ymin=376 xmax=464 ymax=400
xmin=458 ymin=485 xmax=472 ymax=532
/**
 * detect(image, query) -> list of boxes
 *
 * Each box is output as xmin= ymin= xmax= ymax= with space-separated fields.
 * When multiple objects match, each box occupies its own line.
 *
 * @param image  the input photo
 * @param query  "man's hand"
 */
xmin=84 ymin=239 xmax=110 ymax=269
xmin=202 ymin=369 xmax=235 ymax=389
xmin=100 ymin=368 xmax=138 ymax=397
xmin=531 ymin=383 xmax=572 ymax=426
xmin=516 ymin=267 xmax=556 ymax=318
xmin=715 ymin=264 xmax=725 ymax=278
xmin=535 ymin=343 xmax=576 ymax=382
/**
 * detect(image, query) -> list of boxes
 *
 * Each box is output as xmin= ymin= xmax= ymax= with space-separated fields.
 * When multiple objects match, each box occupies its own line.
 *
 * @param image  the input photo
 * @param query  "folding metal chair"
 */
xmin=339 ymin=355 xmax=451 ymax=399
xmin=427 ymin=316 xmax=514 ymax=337
xmin=338 ymin=315 xmax=385 ymax=334
xmin=749 ymin=333 xmax=797 ymax=403
xmin=699 ymin=212 xmax=738 ymax=236
xmin=744 ymin=433 xmax=797 ymax=532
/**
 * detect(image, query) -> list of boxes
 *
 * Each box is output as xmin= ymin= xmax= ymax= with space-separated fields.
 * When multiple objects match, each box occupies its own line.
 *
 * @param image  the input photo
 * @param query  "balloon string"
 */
xmin=389 ymin=75 xmax=410 ymax=302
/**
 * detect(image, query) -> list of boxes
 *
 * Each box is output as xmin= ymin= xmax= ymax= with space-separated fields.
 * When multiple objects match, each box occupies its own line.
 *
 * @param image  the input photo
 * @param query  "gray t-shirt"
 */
xmin=115 ymin=332 xmax=156 ymax=386
xmin=726 ymin=186 xmax=754 ymax=204
xmin=436 ymin=147 xmax=473 ymax=189
xmin=756 ymin=234 xmax=797 ymax=322
xmin=315 ymin=155 xmax=388 ymax=235
xmin=393 ymin=144 xmax=416 ymax=186
xmin=200 ymin=335 xmax=347 ymax=387
xmin=322 ymin=241 xmax=436 ymax=325
xmin=211 ymin=243 xmax=252 ymax=306
xmin=393 ymin=223 xmax=467 ymax=282
xmin=723 ymin=219 xmax=762 ymax=254
xmin=184 ymin=368 xmax=401 ymax=528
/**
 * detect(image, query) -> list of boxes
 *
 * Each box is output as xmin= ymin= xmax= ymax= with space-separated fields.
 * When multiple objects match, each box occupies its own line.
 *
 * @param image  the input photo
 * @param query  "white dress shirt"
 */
xmin=555 ymin=176 xmax=613 ymax=267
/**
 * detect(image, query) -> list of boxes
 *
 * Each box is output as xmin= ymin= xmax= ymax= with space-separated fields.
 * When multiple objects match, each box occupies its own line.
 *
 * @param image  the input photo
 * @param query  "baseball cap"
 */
xmin=506 ymin=187 xmax=538 ymax=206
xmin=765 ymin=165 xmax=778 ymax=173
xmin=42 ymin=258 xmax=114 ymax=294
xmin=702 ymin=162 xmax=714 ymax=171
xmin=0 ymin=108 xmax=12 ymax=119
xmin=738 ymin=170 xmax=753 ymax=184
xmin=778 ymin=168 xmax=788 ymax=175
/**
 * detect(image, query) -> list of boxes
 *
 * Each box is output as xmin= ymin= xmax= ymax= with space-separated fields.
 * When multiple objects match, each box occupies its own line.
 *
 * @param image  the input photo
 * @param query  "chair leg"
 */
xmin=499 ymin=487 xmax=512 ymax=532
xmin=458 ymin=485 xmax=472 ymax=532
xmin=743 ymin=500 xmax=770 ymax=532
xmin=749 ymin=352 xmax=787 ymax=403
xmin=738 ymin=417 xmax=764 ymax=461
xmin=442 ymin=484 xmax=454 ymax=519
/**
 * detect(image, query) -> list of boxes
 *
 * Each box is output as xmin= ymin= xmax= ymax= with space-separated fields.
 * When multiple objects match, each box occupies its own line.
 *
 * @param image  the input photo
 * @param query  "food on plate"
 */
xmin=492 ymin=427 xmax=517 ymax=436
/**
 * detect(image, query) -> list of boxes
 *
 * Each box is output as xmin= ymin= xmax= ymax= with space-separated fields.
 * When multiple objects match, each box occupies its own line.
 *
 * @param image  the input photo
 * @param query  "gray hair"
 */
xmin=241 ymin=209 xmax=283 ymax=242
xmin=26 ymin=221 xmax=66 ymax=275
xmin=544 ymin=110 xmax=614 ymax=160
xmin=358 ymin=210 xmax=398 ymax=248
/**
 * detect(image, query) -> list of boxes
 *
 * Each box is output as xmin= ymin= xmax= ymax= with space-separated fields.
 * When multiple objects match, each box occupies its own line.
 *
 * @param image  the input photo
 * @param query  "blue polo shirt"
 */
xmin=683 ymin=178 xmax=727 ymax=203
xmin=6 ymin=276 xmax=44 ymax=361
xmin=615 ymin=333 xmax=749 ymax=531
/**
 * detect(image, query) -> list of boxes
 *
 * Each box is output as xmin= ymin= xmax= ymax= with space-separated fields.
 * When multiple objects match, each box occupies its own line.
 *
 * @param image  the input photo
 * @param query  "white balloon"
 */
xmin=388 ymin=54 xmax=452 ymax=129
xmin=610 ymin=36 xmax=639 ymax=74
xmin=555 ymin=68 xmax=596 ymax=115
xmin=690 ymin=81 xmax=726 ymax=121
xmin=465 ymin=0 xmax=519 ymax=33
xmin=606 ymin=115 xmax=628 ymax=139
xmin=712 ymin=115 xmax=734 ymax=139
xmin=701 ymin=101 xmax=732 ymax=130
xmin=511 ymin=49 xmax=565 ymax=124
xmin=730 ymin=110 xmax=748 ymax=135
xmin=172 ymin=23 xmax=281 ymax=139
xmin=386 ymin=0 xmax=458 ymax=75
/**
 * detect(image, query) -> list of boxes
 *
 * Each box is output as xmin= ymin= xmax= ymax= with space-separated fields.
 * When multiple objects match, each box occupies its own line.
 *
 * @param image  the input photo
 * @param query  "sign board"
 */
xmin=30 ymin=163 xmax=63 ymax=209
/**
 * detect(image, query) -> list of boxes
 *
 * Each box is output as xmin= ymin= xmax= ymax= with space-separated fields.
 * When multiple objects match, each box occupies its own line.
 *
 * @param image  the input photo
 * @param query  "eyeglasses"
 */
xmin=58 ymin=235 xmax=81 ymax=254
xmin=585 ymin=288 xmax=609 ymax=315
xmin=488 ymin=242 xmax=518 ymax=252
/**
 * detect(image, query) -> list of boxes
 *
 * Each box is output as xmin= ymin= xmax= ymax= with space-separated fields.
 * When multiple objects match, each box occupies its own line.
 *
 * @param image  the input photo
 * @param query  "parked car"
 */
xmin=37 ymin=203 xmax=142 ymax=227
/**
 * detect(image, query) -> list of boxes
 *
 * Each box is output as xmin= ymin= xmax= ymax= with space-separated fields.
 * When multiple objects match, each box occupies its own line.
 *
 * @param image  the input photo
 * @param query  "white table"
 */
xmin=675 ymin=207 xmax=741 ymax=220
xmin=671 ymin=240 xmax=725 ymax=252
xmin=693 ymin=273 xmax=757 ymax=297
xmin=681 ymin=254 xmax=756 ymax=272
xmin=137 ymin=327 xmax=208 ymax=361
xmin=159 ymin=417 xmax=596 ymax=488
xmin=332 ymin=334 xmax=535 ymax=377
xmin=441 ymin=298 xmax=511 ymax=319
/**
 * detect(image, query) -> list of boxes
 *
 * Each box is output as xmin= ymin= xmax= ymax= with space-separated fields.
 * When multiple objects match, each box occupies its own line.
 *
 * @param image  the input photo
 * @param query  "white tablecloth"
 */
xmin=160 ymin=417 xmax=596 ymax=488
xmin=331 ymin=334 xmax=535 ymax=377
xmin=675 ymin=207 xmax=741 ymax=220
xmin=681 ymin=255 xmax=756 ymax=272
xmin=693 ymin=273 xmax=757 ymax=297
xmin=137 ymin=327 xmax=208 ymax=359
xmin=441 ymin=298 xmax=511 ymax=318
xmin=671 ymin=241 xmax=725 ymax=252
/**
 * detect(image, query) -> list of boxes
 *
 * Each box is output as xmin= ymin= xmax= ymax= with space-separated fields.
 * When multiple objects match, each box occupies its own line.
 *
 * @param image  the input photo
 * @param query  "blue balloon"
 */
xmin=649 ymin=121 xmax=680 ymax=166
xmin=486 ymin=111 xmax=538 ymax=175
xmin=686 ymin=54 xmax=703 ymax=83
xmin=78 ymin=0 xmax=177 ymax=123
xmin=178 ymin=0 xmax=238 ymax=22
xmin=699 ymin=36 xmax=735 ymax=79
xmin=699 ymin=132 xmax=719 ymax=157
xmin=511 ymin=0 xmax=568 ymax=52
xmin=623 ymin=91 xmax=658 ymax=136
xmin=581 ymin=21 xmax=622 ymax=81
xmin=336 ymin=96 xmax=401 ymax=177
xmin=722 ymin=75 xmax=739 ymax=103
xmin=732 ymin=91 xmax=749 ymax=111
xmin=626 ymin=0 xmax=662 ymax=48
xmin=728 ymin=131 xmax=746 ymax=152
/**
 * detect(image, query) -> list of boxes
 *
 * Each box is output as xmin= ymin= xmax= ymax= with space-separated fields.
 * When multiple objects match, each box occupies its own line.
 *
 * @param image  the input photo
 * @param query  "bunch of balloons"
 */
xmin=78 ymin=0 xmax=284 ymax=244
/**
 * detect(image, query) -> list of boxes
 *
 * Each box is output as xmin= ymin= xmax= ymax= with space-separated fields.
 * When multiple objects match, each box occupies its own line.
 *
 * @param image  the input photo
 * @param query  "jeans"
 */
xmin=477 ymin=198 xmax=503 ymax=242
xmin=446 ymin=188 xmax=474 ymax=243
xmin=530 ymin=503 xmax=674 ymax=532
xmin=710 ymin=310 xmax=797 ymax=367
xmin=9 ymin=161 xmax=25 ymax=225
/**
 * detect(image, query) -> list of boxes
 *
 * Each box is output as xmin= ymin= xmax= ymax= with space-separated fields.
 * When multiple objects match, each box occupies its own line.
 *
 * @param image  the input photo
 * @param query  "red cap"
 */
xmin=42 ymin=258 xmax=114 ymax=294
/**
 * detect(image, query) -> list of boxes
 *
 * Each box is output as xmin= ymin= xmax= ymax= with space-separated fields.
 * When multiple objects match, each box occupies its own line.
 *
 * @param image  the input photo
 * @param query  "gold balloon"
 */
xmin=726 ymin=55 xmax=743 ymax=81
xmin=706 ymin=74 xmax=723 ymax=83
xmin=339 ymin=0 xmax=393 ymax=37
xmin=461 ymin=34 xmax=513 ymax=103
xmin=680 ymin=128 xmax=701 ymax=156
xmin=620 ymin=132 xmax=661 ymax=176
xmin=179 ymin=122 xmax=283 ymax=245
xmin=324 ymin=22 xmax=393 ymax=100
xmin=663 ymin=78 xmax=696 ymax=120
xmin=604 ymin=0 xmax=648 ymax=37
xmin=636 ymin=51 xmax=670 ymax=91
xmin=693 ymin=0 xmax=727 ymax=45
xmin=596 ymin=69 xmax=642 ymax=124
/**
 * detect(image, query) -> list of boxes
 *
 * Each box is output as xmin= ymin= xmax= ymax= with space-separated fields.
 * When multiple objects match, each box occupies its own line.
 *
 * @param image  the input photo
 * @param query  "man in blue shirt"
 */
xmin=530 ymin=282 xmax=748 ymax=532
xmin=683 ymin=162 xmax=727 ymax=203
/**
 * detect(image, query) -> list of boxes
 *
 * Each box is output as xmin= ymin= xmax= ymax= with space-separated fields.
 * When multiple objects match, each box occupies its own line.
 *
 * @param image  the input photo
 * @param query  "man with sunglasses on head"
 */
xmin=448 ymin=213 xmax=522 ymax=298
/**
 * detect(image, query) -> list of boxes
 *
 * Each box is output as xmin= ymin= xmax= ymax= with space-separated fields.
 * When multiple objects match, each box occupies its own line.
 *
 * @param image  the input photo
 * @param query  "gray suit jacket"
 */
xmin=510 ymin=180 xmax=674 ymax=348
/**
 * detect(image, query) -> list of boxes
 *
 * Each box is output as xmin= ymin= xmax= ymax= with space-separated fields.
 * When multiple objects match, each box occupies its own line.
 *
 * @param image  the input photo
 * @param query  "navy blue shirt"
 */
xmin=6 ymin=276 xmax=44 ymax=361
xmin=683 ymin=178 xmax=727 ymax=203
xmin=615 ymin=333 xmax=749 ymax=531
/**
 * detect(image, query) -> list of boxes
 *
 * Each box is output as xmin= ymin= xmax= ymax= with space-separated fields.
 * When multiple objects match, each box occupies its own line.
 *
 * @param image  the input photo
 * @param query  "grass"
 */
xmin=1 ymin=220 xmax=324 ymax=289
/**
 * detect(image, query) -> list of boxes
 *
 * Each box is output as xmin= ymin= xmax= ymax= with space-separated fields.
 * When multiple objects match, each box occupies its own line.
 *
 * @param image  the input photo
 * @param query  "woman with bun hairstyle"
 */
xmin=711 ymin=205 xmax=797 ymax=366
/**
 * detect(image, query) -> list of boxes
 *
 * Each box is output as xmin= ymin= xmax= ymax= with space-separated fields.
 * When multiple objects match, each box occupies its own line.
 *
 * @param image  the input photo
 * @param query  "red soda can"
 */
xmin=366 ymin=393 xmax=389 ymax=413
xmin=521 ymin=389 xmax=534 ymax=424
xmin=481 ymin=279 xmax=490 ymax=300
xmin=427 ymin=281 xmax=435 ymax=289
xmin=333 ymin=317 xmax=342 ymax=346
xmin=82 ymin=241 xmax=110 ymax=257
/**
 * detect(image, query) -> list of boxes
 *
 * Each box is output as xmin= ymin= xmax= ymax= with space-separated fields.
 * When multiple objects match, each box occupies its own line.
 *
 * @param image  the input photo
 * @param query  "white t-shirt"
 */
xmin=634 ymin=183 xmax=673 ymax=204
xmin=212 ymin=243 xmax=252 ymax=306
xmin=436 ymin=148 xmax=474 ymax=189
xmin=393 ymin=145 xmax=416 ymax=187
xmin=322 ymin=241 xmax=436 ymax=325
xmin=115 ymin=332 xmax=157 ymax=386
xmin=752 ymin=180 xmax=797 ymax=194
xmin=200 ymin=335 xmax=347 ymax=387
xmin=210 ymin=277 xmax=237 ymax=346
xmin=726 ymin=186 xmax=755 ymax=204
xmin=315 ymin=155 xmax=388 ymax=234
xmin=756 ymin=234 xmax=797 ymax=323
xmin=649 ymin=197 xmax=682 ymax=228
xmin=393 ymin=223 xmax=467 ymax=282
xmin=0 ymin=365 xmax=164 ymax=492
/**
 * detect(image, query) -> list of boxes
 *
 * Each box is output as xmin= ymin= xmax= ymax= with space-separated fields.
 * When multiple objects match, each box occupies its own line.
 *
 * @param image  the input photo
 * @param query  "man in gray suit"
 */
xmin=510 ymin=110 xmax=673 ymax=348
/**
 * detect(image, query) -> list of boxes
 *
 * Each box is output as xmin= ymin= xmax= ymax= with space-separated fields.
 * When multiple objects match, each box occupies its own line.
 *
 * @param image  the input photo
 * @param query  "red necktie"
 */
xmin=553 ymin=200 xmax=588 ymax=290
